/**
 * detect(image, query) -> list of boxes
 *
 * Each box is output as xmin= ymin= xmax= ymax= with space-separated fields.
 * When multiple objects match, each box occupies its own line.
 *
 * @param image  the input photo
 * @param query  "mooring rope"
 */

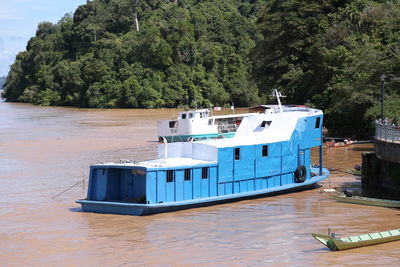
xmin=52 ymin=177 xmax=88 ymax=199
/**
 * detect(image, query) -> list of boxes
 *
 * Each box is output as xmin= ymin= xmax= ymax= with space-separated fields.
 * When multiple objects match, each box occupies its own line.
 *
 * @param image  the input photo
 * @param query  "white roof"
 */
xmin=141 ymin=157 xmax=216 ymax=168
xmin=94 ymin=157 xmax=216 ymax=169
xmin=197 ymin=108 xmax=322 ymax=147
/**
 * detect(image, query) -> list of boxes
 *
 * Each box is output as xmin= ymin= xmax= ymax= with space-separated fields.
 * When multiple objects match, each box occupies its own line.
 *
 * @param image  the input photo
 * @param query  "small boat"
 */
xmin=157 ymin=109 xmax=258 ymax=142
xmin=312 ymin=229 xmax=400 ymax=251
xmin=323 ymin=189 xmax=400 ymax=208
xmin=325 ymin=140 xmax=354 ymax=148
xmin=76 ymin=90 xmax=329 ymax=215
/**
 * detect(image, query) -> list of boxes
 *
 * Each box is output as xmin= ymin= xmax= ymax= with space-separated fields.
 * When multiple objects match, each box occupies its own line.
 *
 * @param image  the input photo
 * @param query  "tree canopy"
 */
xmin=2 ymin=0 xmax=400 ymax=137
xmin=253 ymin=0 xmax=400 ymax=137
xmin=0 ymin=76 xmax=5 ymax=89
xmin=2 ymin=0 xmax=263 ymax=109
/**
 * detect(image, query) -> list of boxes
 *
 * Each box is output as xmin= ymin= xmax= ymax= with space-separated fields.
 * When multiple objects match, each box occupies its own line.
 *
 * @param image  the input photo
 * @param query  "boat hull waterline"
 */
xmin=77 ymin=168 xmax=328 ymax=215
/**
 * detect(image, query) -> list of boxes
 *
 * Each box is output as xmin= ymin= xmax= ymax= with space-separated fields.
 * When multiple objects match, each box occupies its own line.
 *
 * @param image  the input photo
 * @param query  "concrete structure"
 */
xmin=361 ymin=122 xmax=400 ymax=197
xmin=374 ymin=122 xmax=400 ymax=163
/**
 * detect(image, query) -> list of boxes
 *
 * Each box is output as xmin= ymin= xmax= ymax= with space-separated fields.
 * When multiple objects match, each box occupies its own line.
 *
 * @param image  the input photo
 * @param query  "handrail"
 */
xmin=375 ymin=121 xmax=400 ymax=143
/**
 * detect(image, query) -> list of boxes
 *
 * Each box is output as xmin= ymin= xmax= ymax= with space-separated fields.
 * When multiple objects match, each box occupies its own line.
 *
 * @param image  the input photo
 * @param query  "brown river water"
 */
xmin=0 ymin=101 xmax=399 ymax=266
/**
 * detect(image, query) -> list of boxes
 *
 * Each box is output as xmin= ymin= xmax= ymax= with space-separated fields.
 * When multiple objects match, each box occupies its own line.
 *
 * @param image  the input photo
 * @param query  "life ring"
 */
xmin=295 ymin=165 xmax=307 ymax=183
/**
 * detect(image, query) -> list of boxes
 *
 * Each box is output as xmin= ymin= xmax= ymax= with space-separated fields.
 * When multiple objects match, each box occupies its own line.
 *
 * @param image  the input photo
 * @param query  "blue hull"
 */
xmin=76 ymin=168 xmax=329 ymax=216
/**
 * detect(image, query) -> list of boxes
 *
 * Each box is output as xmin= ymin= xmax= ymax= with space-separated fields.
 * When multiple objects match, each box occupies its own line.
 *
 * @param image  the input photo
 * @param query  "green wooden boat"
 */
xmin=312 ymin=229 xmax=400 ymax=251
xmin=323 ymin=188 xmax=400 ymax=208
xmin=333 ymin=195 xmax=400 ymax=208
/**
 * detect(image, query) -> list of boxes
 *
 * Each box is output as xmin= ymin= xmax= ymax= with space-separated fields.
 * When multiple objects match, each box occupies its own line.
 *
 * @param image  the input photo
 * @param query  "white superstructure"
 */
xmin=157 ymin=106 xmax=322 ymax=166
xmin=157 ymin=109 xmax=258 ymax=142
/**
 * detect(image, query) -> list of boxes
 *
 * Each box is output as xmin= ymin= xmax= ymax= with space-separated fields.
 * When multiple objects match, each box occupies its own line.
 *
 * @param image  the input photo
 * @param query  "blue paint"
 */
xmin=156 ymin=171 xmax=166 ymax=203
xmin=234 ymin=145 xmax=255 ymax=181
xmin=78 ymin=167 xmax=328 ymax=216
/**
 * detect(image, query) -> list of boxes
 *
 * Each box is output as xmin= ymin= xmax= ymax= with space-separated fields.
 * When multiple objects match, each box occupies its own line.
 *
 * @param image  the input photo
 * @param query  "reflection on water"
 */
xmin=0 ymin=102 xmax=399 ymax=266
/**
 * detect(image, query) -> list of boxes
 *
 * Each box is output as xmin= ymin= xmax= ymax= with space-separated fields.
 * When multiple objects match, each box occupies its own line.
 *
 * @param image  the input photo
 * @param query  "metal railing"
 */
xmin=375 ymin=121 xmax=400 ymax=143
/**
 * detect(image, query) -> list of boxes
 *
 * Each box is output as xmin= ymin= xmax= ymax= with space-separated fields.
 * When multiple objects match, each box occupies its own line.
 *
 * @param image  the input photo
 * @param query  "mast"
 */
xmin=272 ymin=89 xmax=285 ymax=114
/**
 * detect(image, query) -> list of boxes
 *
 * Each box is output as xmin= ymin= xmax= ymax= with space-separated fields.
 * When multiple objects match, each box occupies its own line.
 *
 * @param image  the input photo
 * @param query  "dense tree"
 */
xmin=3 ymin=0 xmax=261 ymax=109
xmin=253 ymin=0 xmax=400 ymax=137
xmin=3 ymin=0 xmax=400 ymax=137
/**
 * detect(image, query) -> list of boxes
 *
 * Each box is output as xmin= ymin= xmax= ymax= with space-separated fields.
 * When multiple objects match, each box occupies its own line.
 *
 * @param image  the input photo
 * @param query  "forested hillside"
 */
xmin=2 ymin=0 xmax=263 ymax=109
xmin=254 ymin=0 xmax=400 ymax=137
xmin=2 ymin=0 xmax=400 ymax=137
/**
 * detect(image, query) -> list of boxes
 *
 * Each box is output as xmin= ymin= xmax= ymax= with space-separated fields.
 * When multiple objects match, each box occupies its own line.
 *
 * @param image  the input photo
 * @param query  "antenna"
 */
xmin=271 ymin=89 xmax=286 ymax=114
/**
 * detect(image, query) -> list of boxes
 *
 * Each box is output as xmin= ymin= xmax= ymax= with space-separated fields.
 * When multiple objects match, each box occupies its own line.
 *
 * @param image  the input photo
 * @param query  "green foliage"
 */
xmin=254 ymin=0 xmax=400 ymax=137
xmin=33 ymin=88 xmax=61 ymax=106
xmin=3 ymin=0 xmax=400 ymax=137
xmin=3 ymin=0 xmax=261 ymax=110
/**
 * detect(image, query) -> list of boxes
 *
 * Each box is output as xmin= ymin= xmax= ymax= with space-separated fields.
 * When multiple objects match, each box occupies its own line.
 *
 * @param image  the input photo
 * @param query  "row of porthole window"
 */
xmin=166 ymin=167 xmax=209 ymax=183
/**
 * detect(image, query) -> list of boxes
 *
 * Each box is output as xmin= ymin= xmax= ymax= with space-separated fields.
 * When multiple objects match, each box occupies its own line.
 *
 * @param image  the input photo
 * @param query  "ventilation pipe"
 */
xmin=161 ymin=137 xmax=168 ymax=160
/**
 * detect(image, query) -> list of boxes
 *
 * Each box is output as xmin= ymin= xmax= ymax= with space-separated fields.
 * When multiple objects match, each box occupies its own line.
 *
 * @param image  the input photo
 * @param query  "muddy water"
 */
xmin=0 ymin=102 xmax=399 ymax=266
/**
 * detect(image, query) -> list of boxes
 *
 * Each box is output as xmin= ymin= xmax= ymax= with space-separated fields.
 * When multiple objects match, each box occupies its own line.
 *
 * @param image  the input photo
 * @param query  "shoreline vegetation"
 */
xmin=2 ymin=0 xmax=400 ymax=137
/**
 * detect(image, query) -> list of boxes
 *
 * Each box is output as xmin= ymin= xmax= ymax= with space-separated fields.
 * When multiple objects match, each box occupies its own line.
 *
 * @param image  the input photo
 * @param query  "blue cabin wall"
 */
xmin=88 ymin=168 xmax=107 ymax=200
xmin=218 ymin=147 xmax=234 ymax=183
xmin=297 ymin=115 xmax=323 ymax=149
xmin=144 ymin=114 xmax=323 ymax=203
xmin=233 ymin=145 xmax=255 ymax=194
xmin=255 ymin=143 xmax=281 ymax=177
xmin=146 ymin=166 xmax=218 ymax=204
xmin=214 ymin=114 xmax=322 ymax=197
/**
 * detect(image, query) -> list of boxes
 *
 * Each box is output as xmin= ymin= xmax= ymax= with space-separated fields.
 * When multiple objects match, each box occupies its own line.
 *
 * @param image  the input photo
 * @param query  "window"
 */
xmin=167 ymin=170 xmax=174 ymax=183
xmin=262 ymin=145 xmax=268 ymax=157
xmin=208 ymin=119 xmax=213 ymax=125
xmin=189 ymin=113 xmax=193 ymax=118
xmin=169 ymin=121 xmax=178 ymax=128
xmin=202 ymin=167 xmax=209 ymax=179
xmin=315 ymin=117 xmax=321 ymax=128
xmin=182 ymin=114 xmax=187 ymax=119
xmin=184 ymin=169 xmax=191 ymax=181
xmin=261 ymin=121 xmax=272 ymax=127
xmin=235 ymin=148 xmax=240 ymax=160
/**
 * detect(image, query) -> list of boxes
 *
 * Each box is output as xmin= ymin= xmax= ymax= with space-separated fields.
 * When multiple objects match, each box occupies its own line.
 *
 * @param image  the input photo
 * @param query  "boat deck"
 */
xmin=340 ymin=230 xmax=400 ymax=243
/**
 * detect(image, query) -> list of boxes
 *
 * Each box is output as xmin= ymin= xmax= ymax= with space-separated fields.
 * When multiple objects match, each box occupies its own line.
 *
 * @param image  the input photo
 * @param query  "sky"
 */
xmin=0 ymin=0 xmax=87 ymax=77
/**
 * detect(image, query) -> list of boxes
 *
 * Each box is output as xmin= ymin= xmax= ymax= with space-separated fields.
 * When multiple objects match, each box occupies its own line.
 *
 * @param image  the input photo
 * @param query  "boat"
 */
xmin=157 ymin=109 xmax=259 ymax=142
xmin=76 ymin=90 xmax=329 ymax=215
xmin=323 ymin=188 xmax=400 ymax=208
xmin=312 ymin=229 xmax=400 ymax=251
xmin=325 ymin=140 xmax=354 ymax=148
